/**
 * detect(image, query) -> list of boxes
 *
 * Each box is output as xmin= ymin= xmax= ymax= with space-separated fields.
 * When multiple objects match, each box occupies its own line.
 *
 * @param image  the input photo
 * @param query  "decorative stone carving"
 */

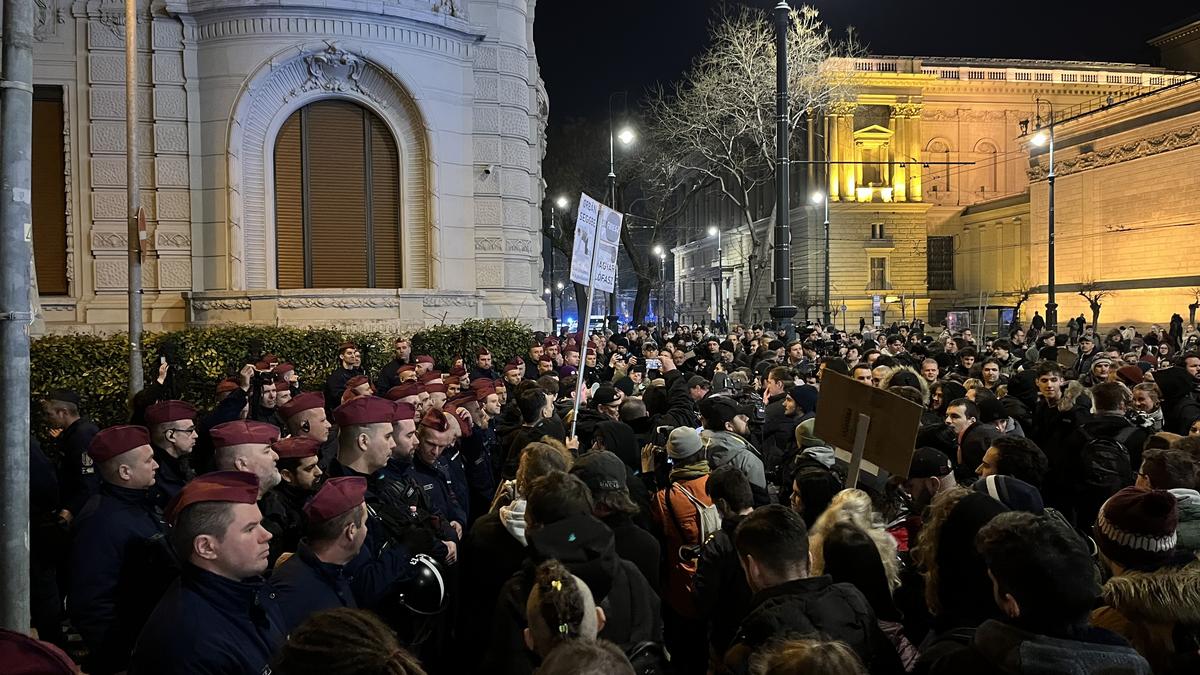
xmin=1028 ymin=123 xmax=1200 ymax=180
xmin=155 ymin=231 xmax=191 ymax=248
xmin=286 ymin=44 xmax=383 ymax=107
xmin=829 ymin=101 xmax=858 ymax=116
xmin=922 ymin=108 xmax=959 ymax=121
xmin=422 ymin=295 xmax=479 ymax=307
xmin=92 ymin=231 xmax=128 ymax=250
xmin=506 ymin=238 xmax=532 ymax=254
xmin=431 ymin=0 xmax=462 ymax=18
xmin=158 ymin=258 xmax=191 ymax=289
xmin=94 ymin=258 xmax=127 ymax=289
xmin=191 ymin=298 xmax=251 ymax=311
xmin=960 ymin=109 xmax=1010 ymax=122
xmin=153 ymin=89 xmax=187 ymax=119
xmin=35 ymin=0 xmax=67 ymax=42
xmin=278 ymin=296 xmax=403 ymax=309
xmin=476 ymin=262 xmax=503 ymax=288
xmin=474 ymin=237 xmax=502 ymax=252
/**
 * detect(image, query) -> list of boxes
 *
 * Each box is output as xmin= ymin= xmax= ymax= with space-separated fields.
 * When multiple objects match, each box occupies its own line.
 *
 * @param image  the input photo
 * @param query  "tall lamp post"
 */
xmin=547 ymin=195 xmax=568 ymax=333
xmin=607 ymin=91 xmax=636 ymax=332
xmin=556 ymin=281 xmax=565 ymax=332
xmin=811 ymin=191 xmax=831 ymax=326
xmin=707 ymin=226 xmax=723 ymax=330
xmin=770 ymin=1 xmax=798 ymax=338
xmin=1027 ymin=99 xmax=1057 ymax=332
xmin=654 ymin=245 xmax=667 ymax=329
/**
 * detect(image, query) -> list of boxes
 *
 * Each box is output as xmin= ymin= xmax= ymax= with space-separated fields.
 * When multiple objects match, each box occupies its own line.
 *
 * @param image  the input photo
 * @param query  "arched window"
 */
xmin=974 ymin=140 xmax=999 ymax=196
xmin=274 ymin=100 xmax=402 ymax=289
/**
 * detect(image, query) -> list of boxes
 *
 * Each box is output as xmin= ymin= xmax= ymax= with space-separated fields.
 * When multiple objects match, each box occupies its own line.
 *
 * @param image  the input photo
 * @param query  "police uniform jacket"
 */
xmin=57 ymin=416 xmax=100 ymax=515
xmin=151 ymin=444 xmax=194 ymax=507
xmin=411 ymin=456 xmax=467 ymax=532
xmin=259 ymin=481 xmax=311 ymax=568
xmin=131 ymin=566 xmax=286 ymax=675
xmin=68 ymin=482 xmax=168 ymax=672
xmin=270 ymin=542 xmax=356 ymax=632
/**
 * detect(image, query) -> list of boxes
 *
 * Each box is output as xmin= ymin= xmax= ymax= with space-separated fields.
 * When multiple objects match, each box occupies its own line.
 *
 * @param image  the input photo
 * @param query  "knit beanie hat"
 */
xmin=1095 ymin=486 xmax=1178 ymax=571
xmin=973 ymin=475 xmax=1044 ymax=514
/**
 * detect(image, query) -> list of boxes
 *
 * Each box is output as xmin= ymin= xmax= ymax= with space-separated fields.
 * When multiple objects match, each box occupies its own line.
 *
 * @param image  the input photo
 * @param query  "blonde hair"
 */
xmin=808 ymin=488 xmax=900 ymax=591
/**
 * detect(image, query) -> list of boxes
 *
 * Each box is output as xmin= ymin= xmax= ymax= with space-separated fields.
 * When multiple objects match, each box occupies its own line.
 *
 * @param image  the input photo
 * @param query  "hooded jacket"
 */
xmin=481 ymin=514 xmax=662 ymax=675
xmin=1155 ymin=367 xmax=1200 ymax=435
xmin=927 ymin=619 xmax=1152 ymax=675
xmin=1090 ymin=560 xmax=1200 ymax=674
xmin=701 ymin=429 xmax=767 ymax=489
xmin=457 ymin=502 xmax=530 ymax=671
xmin=1171 ymin=489 xmax=1200 ymax=556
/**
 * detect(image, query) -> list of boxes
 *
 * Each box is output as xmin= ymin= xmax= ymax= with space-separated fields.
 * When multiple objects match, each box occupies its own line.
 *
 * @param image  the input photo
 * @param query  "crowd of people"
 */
xmin=14 ymin=315 xmax=1200 ymax=674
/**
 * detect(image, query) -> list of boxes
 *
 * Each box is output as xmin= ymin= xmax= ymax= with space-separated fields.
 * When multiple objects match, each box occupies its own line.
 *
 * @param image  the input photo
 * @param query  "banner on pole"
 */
xmin=569 ymin=193 xmax=621 ymax=294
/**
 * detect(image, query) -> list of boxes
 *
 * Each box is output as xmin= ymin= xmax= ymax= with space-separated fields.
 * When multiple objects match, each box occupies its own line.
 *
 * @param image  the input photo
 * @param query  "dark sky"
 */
xmin=535 ymin=0 xmax=1200 ymax=126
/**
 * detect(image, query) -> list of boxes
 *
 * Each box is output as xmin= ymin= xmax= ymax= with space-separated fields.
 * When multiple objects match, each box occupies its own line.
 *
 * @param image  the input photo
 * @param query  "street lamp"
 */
xmin=546 ymin=195 xmax=570 ymax=333
xmin=1023 ymin=98 xmax=1057 ymax=333
xmin=658 ymin=251 xmax=668 ymax=328
xmin=607 ymin=91 xmax=635 ymax=332
xmin=555 ymin=195 xmax=568 ymax=210
xmin=811 ymin=191 xmax=831 ymax=326
xmin=708 ymin=226 xmax=723 ymax=330
xmin=556 ymin=281 xmax=565 ymax=332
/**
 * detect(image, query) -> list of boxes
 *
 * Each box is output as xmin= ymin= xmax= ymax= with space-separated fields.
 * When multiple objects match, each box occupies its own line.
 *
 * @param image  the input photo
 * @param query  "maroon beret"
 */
xmin=469 ymin=378 xmax=494 ymax=391
xmin=493 ymin=378 xmax=507 ymax=389
xmin=254 ymin=360 xmax=273 ymax=371
xmin=210 ymin=420 xmax=280 ymax=449
xmin=538 ymin=354 xmax=554 ymax=363
xmin=449 ymin=366 xmax=467 ymax=377
xmin=215 ymin=378 xmax=241 ymax=394
xmin=385 ymin=383 xmax=423 ymax=401
xmin=418 ymin=371 xmax=440 ymax=384
xmin=475 ymin=386 xmax=496 ymax=402
xmin=543 ymin=338 xmax=559 ymax=348
xmin=447 ymin=391 xmax=476 ymax=409
xmin=446 ymin=406 xmax=472 ymax=438
xmin=144 ymin=400 xmax=197 ymax=426
xmin=279 ymin=391 xmax=324 ymax=419
xmin=415 ymin=355 xmax=434 ymax=364
xmin=272 ymin=436 xmax=321 ymax=460
xmin=0 ymin=627 xmax=78 ymax=675
xmin=562 ymin=345 xmax=579 ymax=355
xmin=273 ymin=378 xmax=292 ymax=391
xmin=503 ymin=362 xmax=522 ymax=374
xmin=398 ymin=364 xmax=417 ymax=373
xmin=346 ymin=375 xmax=370 ymax=390
xmin=393 ymin=401 xmax=418 ymax=422
xmin=165 ymin=471 xmax=260 ymax=525
xmin=262 ymin=353 xmax=280 ymax=365
xmin=476 ymin=347 xmax=491 ymax=356
xmin=303 ymin=477 xmax=366 ymax=524
xmin=88 ymin=425 xmax=151 ymax=463
xmin=334 ymin=396 xmax=395 ymax=426
xmin=273 ymin=363 xmax=295 ymax=375
xmin=425 ymin=382 xmax=448 ymax=394
xmin=419 ymin=408 xmax=450 ymax=432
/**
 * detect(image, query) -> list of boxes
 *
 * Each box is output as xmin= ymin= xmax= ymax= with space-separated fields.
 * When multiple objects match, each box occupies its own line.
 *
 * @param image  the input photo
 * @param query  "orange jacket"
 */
xmin=651 ymin=474 xmax=712 ymax=618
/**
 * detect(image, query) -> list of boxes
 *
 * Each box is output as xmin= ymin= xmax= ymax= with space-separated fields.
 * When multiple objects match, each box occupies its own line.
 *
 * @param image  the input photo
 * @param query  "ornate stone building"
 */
xmin=30 ymin=0 xmax=547 ymax=333
xmin=672 ymin=54 xmax=1199 ymax=331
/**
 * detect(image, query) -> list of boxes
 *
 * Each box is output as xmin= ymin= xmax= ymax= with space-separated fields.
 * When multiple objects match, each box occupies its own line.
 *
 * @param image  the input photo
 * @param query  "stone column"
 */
xmin=891 ymin=106 xmax=907 ymax=201
xmin=827 ymin=112 xmax=840 ymax=201
xmin=831 ymin=102 xmax=857 ymax=201
xmin=905 ymin=104 xmax=923 ymax=201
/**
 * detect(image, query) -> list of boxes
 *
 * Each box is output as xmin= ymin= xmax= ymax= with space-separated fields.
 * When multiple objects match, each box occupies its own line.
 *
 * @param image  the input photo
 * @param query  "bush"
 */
xmin=31 ymin=319 xmax=532 ymax=432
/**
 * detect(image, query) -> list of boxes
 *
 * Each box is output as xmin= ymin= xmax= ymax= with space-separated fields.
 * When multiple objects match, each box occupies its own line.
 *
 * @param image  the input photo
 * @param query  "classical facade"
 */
xmin=673 ymin=54 xmax=1198 ymax=331
xmin=30 ymin=0 xmax=547 ymax=334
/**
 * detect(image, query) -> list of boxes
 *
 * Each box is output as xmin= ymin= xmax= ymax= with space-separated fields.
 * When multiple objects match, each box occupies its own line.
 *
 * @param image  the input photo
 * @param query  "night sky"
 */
xmin=535 ymin=0 xmax=1200 ymax=127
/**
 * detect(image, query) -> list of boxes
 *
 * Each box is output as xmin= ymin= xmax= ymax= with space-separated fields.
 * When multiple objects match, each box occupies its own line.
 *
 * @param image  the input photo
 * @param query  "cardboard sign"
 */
xmin=814 ymin=370 xmax=924 ymax=478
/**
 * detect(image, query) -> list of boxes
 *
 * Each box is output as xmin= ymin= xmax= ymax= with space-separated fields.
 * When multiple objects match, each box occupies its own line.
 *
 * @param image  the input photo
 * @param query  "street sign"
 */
xmin=569 ymin=193 xmax=621 ymax=293
xmin=814 ymin=370 xmax=923 ymax=485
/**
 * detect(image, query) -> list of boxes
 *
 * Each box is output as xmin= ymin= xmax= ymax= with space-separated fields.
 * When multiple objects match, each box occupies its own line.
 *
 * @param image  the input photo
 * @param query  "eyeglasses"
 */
xmin=169 ymin=427 xmax=197 ymax=436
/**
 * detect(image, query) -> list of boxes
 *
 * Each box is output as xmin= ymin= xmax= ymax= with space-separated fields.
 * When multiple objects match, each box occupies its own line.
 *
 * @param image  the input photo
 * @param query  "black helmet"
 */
xmin=396 ymin=554 xmax=446 ymax=616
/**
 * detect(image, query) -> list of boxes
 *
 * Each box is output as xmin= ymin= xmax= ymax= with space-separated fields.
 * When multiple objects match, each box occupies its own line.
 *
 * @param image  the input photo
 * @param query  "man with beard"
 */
xmin=375 ymin=336 xmax=413 ymax=393
xmin=324 ymin=342 xmax=365 ymax=410
xmin=210 ymin=420 xmax=281 ymax=500
xmin=259 ymin=436 xmax=324 ymax=566
xmin=145 ymin=400 xmax=198 ymax=505
xmin=470 ymin=347 xmax=499 ymax=382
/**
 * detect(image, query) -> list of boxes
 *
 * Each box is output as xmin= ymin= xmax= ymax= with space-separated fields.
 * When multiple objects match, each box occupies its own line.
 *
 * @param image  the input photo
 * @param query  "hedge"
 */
xmin=31 ymin=319 xmax=533 ymax=432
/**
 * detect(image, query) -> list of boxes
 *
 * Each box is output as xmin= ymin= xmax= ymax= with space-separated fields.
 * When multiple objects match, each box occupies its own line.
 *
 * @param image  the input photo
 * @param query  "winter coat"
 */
xmin=270 ymin=543 xmax=356 ymax=633
xmin=1156 ymin=367 xmax=1200 ymax=435
xmin=458 ymin=505 xmax=530 ymax=670
xmin=723 ymin=576 xmax=904 ymax=675
xmin=651 ymin=473 xmax=713 ymax=618
xmin=602 ymin=512 xmax=661 ymax=593
xmin=481 ymin=514 xmax=662 ymax=675
xmin=1061 ymin=413 xmax=1146 ymax=526
xmin=1090 ymin=561 xmax=1200 ymax=674
xmin=760 ymin=392 xmax=797 ymax=474
xmin=695 ymin=513 xmax=753 ymax=657
xmin=926 ymin=619 xmax=1151 ymax=675
xmin=1171 ymin=489 xmax=1200 ymax=556
xmin=701 ymin=429 xmax=767 ymax=489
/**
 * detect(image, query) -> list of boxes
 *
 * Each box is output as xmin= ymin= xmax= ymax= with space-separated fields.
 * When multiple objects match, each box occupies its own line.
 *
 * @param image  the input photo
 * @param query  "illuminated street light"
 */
xmin=555 ymin=195 xmax=569 ymax=209
xmin=653 ymin=244 xmax=664 ymax=256
xmin=810 ymin=192 xmax=825 ymax=204
xmin=617 ymin=127 xmax=635 ymax=145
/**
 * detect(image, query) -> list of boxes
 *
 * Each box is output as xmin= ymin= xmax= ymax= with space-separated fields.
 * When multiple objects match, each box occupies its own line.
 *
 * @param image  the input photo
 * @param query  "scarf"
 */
xmin=669 ymin=459 xmax=710 ymax=484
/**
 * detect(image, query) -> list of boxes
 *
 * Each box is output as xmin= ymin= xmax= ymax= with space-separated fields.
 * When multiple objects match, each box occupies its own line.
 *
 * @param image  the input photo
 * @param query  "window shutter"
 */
xmin=306 ymin=101 xmax=368 ymax=288
xmin=369 ymin=115 xmax=402 ymax=288
xmin=32 ymin=91 xmax=68 ymax=295
xmin=274 ymin=113 xmax=305 ymax=289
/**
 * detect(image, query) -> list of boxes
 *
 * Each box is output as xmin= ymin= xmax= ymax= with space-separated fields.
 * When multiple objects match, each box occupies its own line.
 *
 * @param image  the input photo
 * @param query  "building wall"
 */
xmin=31 ymin=0 xmax=546 ymax=334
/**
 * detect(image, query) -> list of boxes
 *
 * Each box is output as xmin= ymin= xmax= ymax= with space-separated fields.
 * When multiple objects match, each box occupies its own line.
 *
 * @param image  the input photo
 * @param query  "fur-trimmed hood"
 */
xmin=1101 ymin=559 xmax=1200 ymax=624
xmin=1057 ymin=379 xmax=1091 ymax=413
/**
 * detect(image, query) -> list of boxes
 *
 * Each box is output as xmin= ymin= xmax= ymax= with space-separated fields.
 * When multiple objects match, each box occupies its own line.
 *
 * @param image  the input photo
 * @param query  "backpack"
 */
xmin=1079 ymin=424 xmax=1137 ymax=496
xmin=664 ymin=480 xmax=722 ymax=561
xmin=625 ymin=640 xmax=669 ymax=675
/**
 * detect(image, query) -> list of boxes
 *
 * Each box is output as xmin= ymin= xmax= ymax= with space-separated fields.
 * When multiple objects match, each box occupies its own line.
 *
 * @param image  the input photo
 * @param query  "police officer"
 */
xmin=411 ymin=409 xmax=468 ymax=539
xmin=270 ymin=476 xmax=368 ymax=631
xmin=145 ymin=400 xmax=198 ymax=505
xmin=324 ymin=342 xmax=365 ymax=411
xmin=68 ymin=425 xmax=167 ymax=674
xmin=469 ymin=347 xmax=499 ymax=382
xmin=278 ymin=390 xmax=336 ymax=467
xmin=259 ymin=436 xmax=323 ymax=566
xmin=210 ymin=420 xmax=281 ymax=499
xmin=42 ymin=389 xmax=99 ymax=520
xmin=132 ymin=471 xmax=286 ymax=675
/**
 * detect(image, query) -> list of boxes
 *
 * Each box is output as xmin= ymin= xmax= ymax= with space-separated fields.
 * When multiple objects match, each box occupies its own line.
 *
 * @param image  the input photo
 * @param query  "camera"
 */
xmin=645 ymin=358 xmax=661 ymax=371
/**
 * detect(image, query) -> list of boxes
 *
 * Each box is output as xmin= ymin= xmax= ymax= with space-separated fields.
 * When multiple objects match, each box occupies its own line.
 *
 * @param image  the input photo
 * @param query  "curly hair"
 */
xmin=273 ymin=608 xmax=426 ymax=675
xmin=516 ymin=441 xmax=573 ymax=497
xmin=808 ymin=489 xmax=900 ymax=591
xmin=910 ymin=486 xmax=971 ymax=615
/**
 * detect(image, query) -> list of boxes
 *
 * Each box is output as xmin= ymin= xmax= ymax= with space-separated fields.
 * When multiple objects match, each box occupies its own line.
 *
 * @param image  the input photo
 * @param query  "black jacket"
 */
xmin=1157 ymin=367 xmax=1200 ymax=435
xmin=696 ymin=513 xmax=753 ymax=656
xmin=760 ymin=392 xmax=797 ymax=475
xmin=259 ymin=481 xmax=311 ymax=567
xmin=724 ymin=576 xmax=904 ymax=675
xmin=56 ymin=416 xmax=100 ymax=515
xmin=150 ymin=445 xmax=194 ymax=508
xmin=925 ymin=619 xmax=1150 ymax=675
xmin=375 ymin=357 xmax=410 ymax=394
xmin=1061 ymin=414 xmax=1145 ymax=527
xmin=481 ymin=514 xmax=662 ymax=675
xmin=458 ymin=508 xmax=530 ymax=670
xmin=270 ymin=542 xmax=356 ymax=632
xmin=323 ymin=366 xmax=364 ymax=411
xmin=603 ymin=512 xmax=661 ymax=593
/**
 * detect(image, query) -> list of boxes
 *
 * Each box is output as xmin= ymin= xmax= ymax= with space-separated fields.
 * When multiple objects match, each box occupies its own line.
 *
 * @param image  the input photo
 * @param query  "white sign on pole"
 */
xmin=569 ymin=193 xmax=621 ymax=294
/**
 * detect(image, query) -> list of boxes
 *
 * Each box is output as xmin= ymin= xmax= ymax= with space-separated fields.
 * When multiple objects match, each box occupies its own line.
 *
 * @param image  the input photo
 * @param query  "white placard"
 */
xmin=569 ymin=193 xmax=621 ymax=293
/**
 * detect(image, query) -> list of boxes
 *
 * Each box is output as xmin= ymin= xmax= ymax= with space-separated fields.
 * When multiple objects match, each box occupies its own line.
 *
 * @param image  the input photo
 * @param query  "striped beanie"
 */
xmin=1094 ymin=486 xmax=1178 ymax=571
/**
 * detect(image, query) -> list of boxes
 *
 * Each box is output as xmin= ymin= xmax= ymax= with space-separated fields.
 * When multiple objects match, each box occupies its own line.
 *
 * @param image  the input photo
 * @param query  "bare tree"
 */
xmin=1010 ymin=277 xmax=1036 ymax=330
xmin=796 ymin=286 xmax=824 ymax=321
xmin=1077 ymin=279 xmax=1113 ymax=331
xmin=1189 ymin=287 xmax=1200 ymax=327
xmin=645 ymin=6 xmax=855 ymax=321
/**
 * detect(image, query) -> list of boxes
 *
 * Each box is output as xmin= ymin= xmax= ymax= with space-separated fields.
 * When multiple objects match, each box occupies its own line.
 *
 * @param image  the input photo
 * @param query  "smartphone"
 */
xmin=646 ymin=358 xmax=661 ymax=370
